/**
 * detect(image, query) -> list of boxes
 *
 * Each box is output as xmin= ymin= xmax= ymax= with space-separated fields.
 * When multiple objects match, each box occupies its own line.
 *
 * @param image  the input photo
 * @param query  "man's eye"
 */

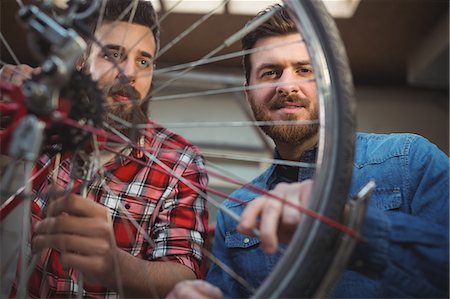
xmin=297 ymin=67 xmax=314 ymax=77
xmin=261 ymin=70 xmax=279 ymax=79
xmin=103 ymin=50 xmax=123 ymax=61
xmin=137 ymin=58 xmax=153 ymax=70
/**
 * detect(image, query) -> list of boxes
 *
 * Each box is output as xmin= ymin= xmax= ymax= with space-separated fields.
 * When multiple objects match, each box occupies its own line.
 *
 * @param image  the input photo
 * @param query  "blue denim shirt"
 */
xmin=207 ymin=133 xmax=449 ymax=298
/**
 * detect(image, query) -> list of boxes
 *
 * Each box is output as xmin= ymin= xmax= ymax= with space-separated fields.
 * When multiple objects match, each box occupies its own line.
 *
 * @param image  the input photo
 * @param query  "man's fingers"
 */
xmin=34 ymin=214 xmax=111 ymax=237
xmin=32 ymin=233 xmax=110 ymax=256
xmin=166 ymin=280 xmax=223 ymax=299
xmin=59 ymin=252 xmax=112 ymax=285
xmin=45 ymin=192 xmax=109 ymax=218
xmin=238 ymin=181 xmax=315 ymax=255
xmin=196 ymin=281 xmax=223 ymax=298
xmin=259 ymin=197 xmax=283 ymax=254
xmin=32 ymin=66 xmax=42 ymax=75
xmin=238 ymin=192 xmax=284 ymax=254
xmin=0 ymin=64 xmax=36 ymax=85
xmin=280 ymin=180 xmax=312 ymax=226
xmin=281 ymin=184 xmax=304 ymax=226
xmin=237 ymin=197 xmax=266 ymax=235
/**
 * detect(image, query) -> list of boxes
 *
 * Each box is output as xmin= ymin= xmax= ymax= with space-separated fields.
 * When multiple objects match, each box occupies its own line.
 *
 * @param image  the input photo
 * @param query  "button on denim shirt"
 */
xmin=207 ymin=133 xmax=449 ymax=298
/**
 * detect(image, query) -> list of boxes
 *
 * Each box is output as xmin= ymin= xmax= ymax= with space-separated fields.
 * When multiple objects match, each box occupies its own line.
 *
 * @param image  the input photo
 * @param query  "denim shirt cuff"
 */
xmin=348 ymin=205 xmax=390 ymax=278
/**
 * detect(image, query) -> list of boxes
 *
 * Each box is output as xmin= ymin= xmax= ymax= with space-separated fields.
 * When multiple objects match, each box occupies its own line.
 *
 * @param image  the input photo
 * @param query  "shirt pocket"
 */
xmin=369 ymin=187 xmax=402 ymax=211
xmin=225 ymin=231 xmax=260 ymax=249
xmin=224 ymin=230 xmax=282 ymax=291
xmin=101 ymin=188 xmax=156 ymax=256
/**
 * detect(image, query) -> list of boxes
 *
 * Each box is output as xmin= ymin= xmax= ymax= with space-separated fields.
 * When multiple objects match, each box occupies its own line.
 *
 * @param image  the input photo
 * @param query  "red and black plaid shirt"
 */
xmin=13 ymin=124 xmax=209 ymax=298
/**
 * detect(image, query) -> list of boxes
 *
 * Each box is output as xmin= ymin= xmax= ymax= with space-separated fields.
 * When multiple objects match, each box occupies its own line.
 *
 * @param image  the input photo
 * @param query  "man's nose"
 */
xmin=275 ymin=70 xmax=299 ymax=96
xmin=118 ymin=58 xmax=136 ymax=84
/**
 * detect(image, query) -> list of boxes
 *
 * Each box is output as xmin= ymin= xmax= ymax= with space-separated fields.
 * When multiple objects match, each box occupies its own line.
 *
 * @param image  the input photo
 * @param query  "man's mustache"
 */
xmin=267 ymin=94 xmax=309 ymax=110
xmin=104 ymin=82 xmax=141 ymax=101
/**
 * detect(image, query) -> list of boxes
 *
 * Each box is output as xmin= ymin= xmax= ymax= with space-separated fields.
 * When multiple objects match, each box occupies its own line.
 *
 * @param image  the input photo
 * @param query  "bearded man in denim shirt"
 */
xmin=165 ymin=4 xmax=449 ymax=299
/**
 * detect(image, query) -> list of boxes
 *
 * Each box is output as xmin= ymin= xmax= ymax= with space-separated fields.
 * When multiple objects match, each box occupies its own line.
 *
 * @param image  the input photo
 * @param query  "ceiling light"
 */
xmin=149 ymin=0 xmax=361 ymax=19
xmin=321 ymin=0 xmax=361 ymax=19
xmin=147 ymin=0 xmax=161 ymax=11
xmin=228 ymin=0 xmax=360 ymax=19
xmin=228 ymin=0 xmax=282 ymax=15
xmin=150 ymin=0 xmax=225 ymax=14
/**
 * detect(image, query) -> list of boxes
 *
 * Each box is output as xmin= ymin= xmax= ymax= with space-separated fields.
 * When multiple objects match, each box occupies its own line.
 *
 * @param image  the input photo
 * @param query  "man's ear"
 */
xmin=76 ymin=49 xmax=91 ymax=73
xmin=244 ymin=81 xmax=250 ymax=101
xmin=76 ymin=58 xmax=85 ymax=72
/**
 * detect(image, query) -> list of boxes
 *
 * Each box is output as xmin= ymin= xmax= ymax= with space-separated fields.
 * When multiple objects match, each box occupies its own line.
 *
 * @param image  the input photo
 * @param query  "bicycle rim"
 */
xmin=0 ymin=0 xmax=356 ymax=297
xmin=254 ymin=1 xmax=356 ymax=297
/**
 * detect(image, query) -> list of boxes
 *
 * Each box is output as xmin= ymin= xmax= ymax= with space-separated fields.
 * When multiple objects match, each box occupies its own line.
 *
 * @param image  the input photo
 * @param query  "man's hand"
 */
xmin=166 ymin=280 xmax=223 ymax=299
xmin=237 ymin=180 xmax=313 ymax=254
xmin=0 ymin=64 xmax=40 ymax=86
xmin=32 ymin=191 xmax=118 ymax=288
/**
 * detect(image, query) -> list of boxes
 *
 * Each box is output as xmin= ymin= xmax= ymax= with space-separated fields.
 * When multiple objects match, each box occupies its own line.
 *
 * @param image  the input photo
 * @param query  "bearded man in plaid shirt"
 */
xmin=4 ymin=0 xmax=209 ymax=298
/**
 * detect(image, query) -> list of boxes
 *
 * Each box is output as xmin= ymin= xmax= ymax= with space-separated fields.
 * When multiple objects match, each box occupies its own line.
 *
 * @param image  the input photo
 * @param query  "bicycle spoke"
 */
xmin=155 ymin=39 xmax=303 ymax=74
xmin=15 ymin=0 xmax=24 ymax=8
xmin=204 ymin=152 xmax=316 ymax=169
xmin=84 ymin=117 xmax=359 ymax=238
xmin=153 ymin=79 xmax=315 ymax=101
xmin=156 ymin=0 xmax=230 ymax=58
xmin=152 ymin=5 xmax=282 ymax=95
xmin=0 ymin=33 xmax=21 ymax=65
xmin=99 ymin=141 xmax=259 ymax=293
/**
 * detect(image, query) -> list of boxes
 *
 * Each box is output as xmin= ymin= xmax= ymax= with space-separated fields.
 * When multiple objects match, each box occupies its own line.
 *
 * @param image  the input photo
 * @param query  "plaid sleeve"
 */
xmin=146 ymin=151 xmax=209 ymax=278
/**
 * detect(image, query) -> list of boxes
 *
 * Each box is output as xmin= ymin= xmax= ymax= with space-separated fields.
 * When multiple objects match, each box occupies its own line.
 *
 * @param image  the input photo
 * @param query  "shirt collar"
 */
xmin=267 ymin=144 xmax=318 ymax=190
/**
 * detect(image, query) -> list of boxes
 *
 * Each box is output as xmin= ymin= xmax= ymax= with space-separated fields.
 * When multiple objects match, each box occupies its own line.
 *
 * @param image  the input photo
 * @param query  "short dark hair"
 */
xmin=92 ymin=0 xmax=160 ymax=54
xmin=241 ymin=4 xmax=297 ymax=84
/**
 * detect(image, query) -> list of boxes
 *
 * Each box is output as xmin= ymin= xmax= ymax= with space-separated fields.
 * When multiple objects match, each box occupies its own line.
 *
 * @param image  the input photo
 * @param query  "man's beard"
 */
xmin=102 ymin=82 xmax=149 ymax=143
xmin=249 ymin=94 xmax=319 ymax=145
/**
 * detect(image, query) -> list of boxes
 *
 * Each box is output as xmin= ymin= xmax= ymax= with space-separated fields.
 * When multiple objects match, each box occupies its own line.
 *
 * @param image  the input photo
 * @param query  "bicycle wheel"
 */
xmin=0 ymin=0 xmax=356 ymax=298
xmin=254 ymin=1 xmax=356 ymax=297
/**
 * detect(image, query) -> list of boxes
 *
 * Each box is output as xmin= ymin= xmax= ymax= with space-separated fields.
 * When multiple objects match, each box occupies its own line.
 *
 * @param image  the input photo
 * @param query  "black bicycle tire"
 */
xmin=253 ymin=1 xmax=356 ymax=298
